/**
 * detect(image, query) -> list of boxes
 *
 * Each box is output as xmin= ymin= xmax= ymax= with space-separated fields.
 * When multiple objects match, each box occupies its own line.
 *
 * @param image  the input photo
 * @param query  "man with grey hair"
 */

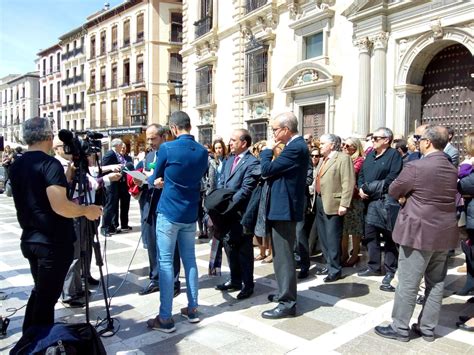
xmin=101 ymin=138 xmax=124 ymax=236
xmin=375 ymin=125 xmax=457 ymax=342
xmin=358 ymin=127 xmax=403 ymax=288
xmin=9 ymin=117 xmax=102 ymax=332
xmin=313 ymin=133 xmax=355 ymax=282
xmin=260 ymin=112 xmax=309 ymax=319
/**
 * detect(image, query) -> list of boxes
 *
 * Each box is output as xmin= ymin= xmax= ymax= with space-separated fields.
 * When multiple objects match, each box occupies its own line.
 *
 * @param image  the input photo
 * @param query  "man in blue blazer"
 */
xmin=260 ymin=112 xmax=309 ymax=319
xmin=215 ymin=129 xmax=260 ymax=300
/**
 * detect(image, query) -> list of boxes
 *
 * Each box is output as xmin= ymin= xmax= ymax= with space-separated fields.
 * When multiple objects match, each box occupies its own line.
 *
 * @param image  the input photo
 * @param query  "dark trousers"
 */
xmin=21 ymin=242 xmax=74 ymax=332
xmin=115 ymin=181 xmax=131 ymax=228
xmin=364 ymin=223 xmax=398 ymax=274
xmin=295 ymin=202 xmax=314 ymax=271
xmin=315 ymin=195 xmax=343 ymax=276
xmin=270 ymin=220 xmax=297 ymax=309
xmin=102 ymin=183 xmax=118 ymax=232
xmin=223 ymin=220 xmax=254 ymax=290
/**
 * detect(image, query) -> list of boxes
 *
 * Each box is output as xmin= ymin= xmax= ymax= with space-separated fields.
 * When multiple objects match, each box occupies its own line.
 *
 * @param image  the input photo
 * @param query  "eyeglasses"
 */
xmin=311 ymin=154 xmax=320 ymax=158
xmin=342 ymin=143 xmax=354 ymax=149
xmin=419 ymin=137 xmax=429 ymax=142
xmin=371 ymin=136 xmax=386 ymax=142
xmin=272 ymin=127 xmax=285 ymax=135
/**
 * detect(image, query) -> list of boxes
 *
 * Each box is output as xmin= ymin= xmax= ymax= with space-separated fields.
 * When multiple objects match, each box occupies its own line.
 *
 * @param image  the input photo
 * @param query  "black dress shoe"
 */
xmin=87 ymin=276 xmax=100 ymax=286
xmin=215 ymin=281 xmax=241 ymax=291
xmin=357 ymin=268 xmax=382 ymax=277
xmin=139 ymin=283 xmax=160 ymax=296
xmin=459 ymin=315 xmax=471 ymax=323
xmin=382 ymin=273 xmax=394 ymax=285
xmin=267 ymin=294 xmax=278 ymax=303
xmin=315 ymin=267 xmax=328 ymax=275
xmin=261 ymin=305 xmax=296 ymax=319
xmin=379 ymin=284 xmax=396 ymax=292
xmin=374 ymin=325 xmax=409 ymax=342
xmin=324 ymin=273 xmax=342 ymax=283
xmin=416 ymin=295 xmax=425 ymax=305
xmin=298 ymin=269 xmax=309 ymax=279
xmin=237 ymin=288 xmax=254 ymax=300
xmin=411 ymin=323 xmax=434 ymax=342
xmin=457 ymin=322 xmax=474 ymax=332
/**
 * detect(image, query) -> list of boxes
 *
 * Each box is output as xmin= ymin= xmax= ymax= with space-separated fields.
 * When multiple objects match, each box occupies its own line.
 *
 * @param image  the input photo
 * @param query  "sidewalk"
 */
xmin=0 ymin=194 xmax=472 ymax=354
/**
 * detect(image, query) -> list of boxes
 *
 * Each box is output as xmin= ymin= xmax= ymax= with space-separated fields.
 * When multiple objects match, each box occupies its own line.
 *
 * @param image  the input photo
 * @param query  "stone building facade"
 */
xmin=181 ymin=0 xmax=473 ymax=152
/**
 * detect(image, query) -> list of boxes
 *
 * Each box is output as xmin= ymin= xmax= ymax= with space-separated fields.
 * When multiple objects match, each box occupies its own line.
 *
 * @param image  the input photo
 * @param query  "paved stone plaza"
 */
xmin=0 ymin=194 xmax=473 ymax=354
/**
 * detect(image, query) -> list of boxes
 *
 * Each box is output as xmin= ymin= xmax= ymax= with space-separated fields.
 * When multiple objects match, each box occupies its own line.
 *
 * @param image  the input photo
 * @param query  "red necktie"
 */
xmin=231 ymin=156 xmax=240 ymax=174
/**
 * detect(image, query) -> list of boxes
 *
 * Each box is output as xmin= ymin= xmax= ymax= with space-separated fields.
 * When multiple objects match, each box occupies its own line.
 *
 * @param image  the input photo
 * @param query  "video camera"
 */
xmin=58 ymin=129 xmax=103 ymax=168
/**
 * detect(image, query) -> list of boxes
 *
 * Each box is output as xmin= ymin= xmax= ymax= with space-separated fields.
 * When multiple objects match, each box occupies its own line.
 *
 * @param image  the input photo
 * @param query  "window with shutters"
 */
xmin=111 ymin=25 xmax=118 ymax=51
xmin=111 ymin=99 xmax=118 ymax=127
xmin=169 ymin=53 xmax=182 ymax=84
xmin=136 ymin=14 xmax=144 ymax=43
xmin=170 ymin=13 xmax=182 ymax=42
xmin=123 ymin=20 xmax=130 ymax=47
xmin=194 ymin=0 xmax=212 ymax=39
xmin=136 ymin=55 xmax=144 ymax=83
xmin=196 ymin=65 xmax=212 ymax=106
xmin=245 ymin=44 xmax=268 ymax=96
xmin=111 ymin=63 xmax=118 ymax=88
xmin=100 ymin=101 xmax=106 ymax=127
xmin=90 ymin=36 xmax=96 ymax=58
xmin=100 ymin=66 xmax=106 ymax=91
xmin=100 ymin=31 xmax=106 ymax=55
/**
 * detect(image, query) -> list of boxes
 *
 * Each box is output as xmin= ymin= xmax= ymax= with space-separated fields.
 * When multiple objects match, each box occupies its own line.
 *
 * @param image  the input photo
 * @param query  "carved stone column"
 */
xmin=370 ymin=32 xmax=389 ymax=130
xmin=355 ymin=37 xmax=371 ymax=136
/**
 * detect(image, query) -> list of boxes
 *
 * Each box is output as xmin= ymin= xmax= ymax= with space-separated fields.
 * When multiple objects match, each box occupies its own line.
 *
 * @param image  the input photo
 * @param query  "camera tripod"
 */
xmin=68 ymin=154 xmax=115 ymax=337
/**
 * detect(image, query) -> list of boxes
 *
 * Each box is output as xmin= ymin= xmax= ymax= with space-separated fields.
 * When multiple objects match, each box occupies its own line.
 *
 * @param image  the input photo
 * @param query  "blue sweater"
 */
xmin=149 ymin=134 xmax=208 ymax=223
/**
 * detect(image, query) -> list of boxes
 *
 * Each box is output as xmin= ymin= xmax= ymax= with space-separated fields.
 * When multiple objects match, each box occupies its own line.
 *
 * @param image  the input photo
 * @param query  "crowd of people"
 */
xmin=3 ymin=112 xmax=474 ymax=342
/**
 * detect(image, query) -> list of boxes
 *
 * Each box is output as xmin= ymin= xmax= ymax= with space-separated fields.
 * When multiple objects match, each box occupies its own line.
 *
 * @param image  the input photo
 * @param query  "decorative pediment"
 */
xmin=278 ymin=62 xmax=341 ymax=93
xmin=238 ymin=0 xmax=278 ymax=41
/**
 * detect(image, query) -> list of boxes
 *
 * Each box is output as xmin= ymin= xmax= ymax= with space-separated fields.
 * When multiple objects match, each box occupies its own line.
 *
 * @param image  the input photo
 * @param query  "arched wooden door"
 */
xmin=421 ymin=44 xmax=473 ymax=157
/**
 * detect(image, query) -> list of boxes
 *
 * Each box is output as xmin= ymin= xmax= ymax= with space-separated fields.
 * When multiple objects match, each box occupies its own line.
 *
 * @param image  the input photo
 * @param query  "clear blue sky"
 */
xmin=0 ymin=0 xmax=122 ymax=78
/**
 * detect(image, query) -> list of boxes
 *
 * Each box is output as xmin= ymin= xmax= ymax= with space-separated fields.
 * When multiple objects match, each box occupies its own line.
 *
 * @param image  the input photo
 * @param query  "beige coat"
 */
xmin=314 ymin=151 xmax=355 ymax=215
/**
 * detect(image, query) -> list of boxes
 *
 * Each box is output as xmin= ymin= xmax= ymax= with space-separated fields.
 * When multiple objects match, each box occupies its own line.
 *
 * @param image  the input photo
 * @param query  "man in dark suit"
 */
xmin=116 ymin=143 xmax=132 ymax=231
xmin=314 ymin=134 xmax=355 ymax=282
xmin=375 ymin=125 xmax=458 ymax=342
xmin=260 ymin=112 xmax=309 ymax=319
xmin=215 ymin=129 xmax=260 ymax=300
xmin=101 ymin=138 xmax=124 ymax=237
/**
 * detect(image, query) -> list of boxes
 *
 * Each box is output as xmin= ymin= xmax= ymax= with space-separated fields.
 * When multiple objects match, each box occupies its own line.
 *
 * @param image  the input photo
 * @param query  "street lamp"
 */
xmin=174 ymin=83 xmax=183 ymax=111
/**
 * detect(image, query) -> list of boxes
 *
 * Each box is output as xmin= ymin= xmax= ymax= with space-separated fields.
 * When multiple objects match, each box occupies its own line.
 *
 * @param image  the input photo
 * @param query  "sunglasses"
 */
xmin=311 ymin=154 xmax=320 ymax=158
xmin=342 ymin=143 xmax=354 ymax=149
xmin=371 ymin=136 xmax=386 ymax=141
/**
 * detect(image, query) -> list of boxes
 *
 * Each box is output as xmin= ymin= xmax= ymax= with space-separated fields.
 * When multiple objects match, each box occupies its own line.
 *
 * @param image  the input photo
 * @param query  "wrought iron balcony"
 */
xmin=246 ymin=0 xmax=267 ymax=14
xmin=194 ymin=16 xmax=212 ymax=39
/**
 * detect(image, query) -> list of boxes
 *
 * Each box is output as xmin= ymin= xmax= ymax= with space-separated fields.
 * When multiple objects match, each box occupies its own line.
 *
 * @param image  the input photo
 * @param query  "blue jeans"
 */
xmin=156 ymin=213 xmax=198 ymax=320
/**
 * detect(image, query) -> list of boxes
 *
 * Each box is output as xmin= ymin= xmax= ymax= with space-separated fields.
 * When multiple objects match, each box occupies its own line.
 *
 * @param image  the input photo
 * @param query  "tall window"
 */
xmin=246 ymin=0 xmax=267 ymax=14
xmin=248 ymin=122 xmax=267 ymax=142
xmin=111 ymin=63 xmax=118 ymax=88
xmin=123 ymin=20 xmax=130 ymax=47
xmin=100 ymin=101 xmax=106 ymax=127
xmin=49 ymin=56 xmax=53 ymax=74
xmin=57 ymin=110 xmax=61 ymax=129
xmin=125 ymin=91 xmax=147 ymax=125
xmin=196 ymin=65 xmax=212 ymax=106
xmin=80 ymin=92 xmax=84 ymax=110
xmin=170 ymin=13 xmax=182 ymax=42
xmin=136 ymin=55 xmax=144 ymax=83
xmin=100 ymin=66 xmax=106 ymax=90
xmin=42 ymin=58 xmax=46 ymax=76
xmin=123 ymin=61 xmax=130 ymax=86
xmin=90 ymin=103 xmax=96 ymax=128
xmin=136 ymin=14 xmax=144 ymax=42
xmin=22 ymin=86 xmax=25 ymax=98
xmin=245 ymin=45 xmax=268 ymax=95
xmin=198 ymin=127 xmax=212 ymax=146
xmin=90 ymin=36 xmax=96 ymax=58
xmin=100 ymin=31 xmax=106 ymax=55
xmin=169 ymin=53 xmax=182 ymax=83
xmin=194 ymin=0 xmax=212 ymax=38
xmin=57 ymin=82 xmax=60 ymax=101
xmin=22 ymin=106 xmax=26 ymax=121
xmin=111 ymin=99 xmax=118 ymax=126
xmin=90 ymin=69 xmax=96 ymax=91
xmin=56 ymin=52 xmax=60 ymax=71
xmin=111 ymin=25 xmax=118 ymax=51
xmin=66 ymin=94 xmax=70 ymax=111
xmin=49 ymin=83 xmax=53 ymax=103
xmin=304 ymin=32 xmax=323 ymax=59
xmin=42 ymin=86 xmax=46 ymax=104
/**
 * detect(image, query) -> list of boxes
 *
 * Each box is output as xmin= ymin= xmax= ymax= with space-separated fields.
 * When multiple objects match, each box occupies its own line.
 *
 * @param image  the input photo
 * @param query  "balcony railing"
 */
xmin=246 ymin=0 xmax=267 ymax=14
xmin=110 ymin=42 xmax=118 ymax=53
xmin=122 ymin=39 xmax=130 ymax=49
xmin=61 ymin=74 xmax=84 ymax=87
xmin=99 ymin=45 xmax=107 ymax=56
xmin=135 ymin=32 xmax=144 ymax=44
xmin=61 ymin=102 xmax=85 ymax=112
xmin=194 ymin=16 xmax=212 ymax=39
xmin=121 ymin=77 xmax=130 ymax=87
xmin=131 ymin=115 xmax=147 ymax=126
xmin=168 ymin=71 xmax=182 ymax=83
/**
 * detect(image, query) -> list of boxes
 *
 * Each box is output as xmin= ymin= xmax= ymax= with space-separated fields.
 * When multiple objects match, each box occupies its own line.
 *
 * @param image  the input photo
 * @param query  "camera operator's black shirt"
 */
xmin=9 ymin=151 xmax=75 ymax=245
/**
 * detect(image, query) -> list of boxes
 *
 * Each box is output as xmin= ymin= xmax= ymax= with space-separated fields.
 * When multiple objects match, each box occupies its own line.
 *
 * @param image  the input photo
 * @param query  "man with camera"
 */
xmin=53 ymin=136 xmax=121 ymax=307
xmin=9 ymin=117 xmax=102 ymax=332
